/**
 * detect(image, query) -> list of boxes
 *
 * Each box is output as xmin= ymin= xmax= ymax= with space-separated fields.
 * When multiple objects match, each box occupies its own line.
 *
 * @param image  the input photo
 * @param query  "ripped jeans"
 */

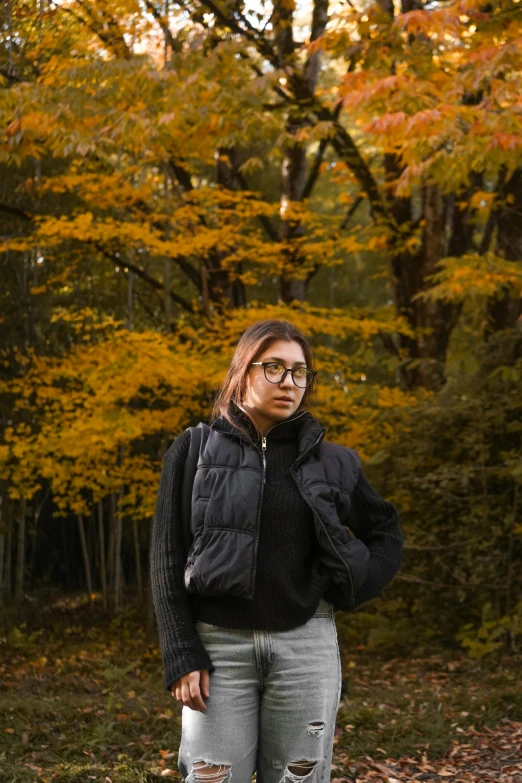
xmin=178 ymin=598 xmax=342 ymax=783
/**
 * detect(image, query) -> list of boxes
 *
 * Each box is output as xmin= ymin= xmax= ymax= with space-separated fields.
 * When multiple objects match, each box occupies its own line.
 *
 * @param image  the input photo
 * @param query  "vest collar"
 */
xmin=210 ymin=399 xmax=326 ymax=465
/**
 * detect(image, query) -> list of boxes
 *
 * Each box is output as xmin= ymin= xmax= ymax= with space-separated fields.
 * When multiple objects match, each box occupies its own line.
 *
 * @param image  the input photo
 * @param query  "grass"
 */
xmin=1 ymin=598 xmax=521 ymax=782
xmin=333 ymin=648 xmax=522 ymax=775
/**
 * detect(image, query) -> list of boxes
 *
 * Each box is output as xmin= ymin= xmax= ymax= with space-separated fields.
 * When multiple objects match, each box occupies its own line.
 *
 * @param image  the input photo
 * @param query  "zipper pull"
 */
xmin=261 ymin=436 xmax=267 ymax=478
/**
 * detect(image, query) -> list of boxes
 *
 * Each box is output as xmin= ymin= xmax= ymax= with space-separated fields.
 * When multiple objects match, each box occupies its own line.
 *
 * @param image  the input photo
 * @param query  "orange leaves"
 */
xmin=330 ymin=0 xmax=522 ymax=199
xmin=340 ymin=74 xmax=431 ymax=113
xmin=4 ymin=118 xmax=21 ymax=139
xmin=364 ymin=112 xmax=408 ymax=136
xmin=394 ymin=7 xmax=462 ymax=39
xmin=488 ymin=132 xmax=522 ymax=152
xmin=394 ymin=10 xmax=438 ymax=37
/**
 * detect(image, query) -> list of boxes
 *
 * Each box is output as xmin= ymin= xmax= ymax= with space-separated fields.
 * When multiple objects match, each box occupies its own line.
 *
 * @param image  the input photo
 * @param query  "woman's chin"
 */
xmin=266 ymin=403 xmax=296 ymax=419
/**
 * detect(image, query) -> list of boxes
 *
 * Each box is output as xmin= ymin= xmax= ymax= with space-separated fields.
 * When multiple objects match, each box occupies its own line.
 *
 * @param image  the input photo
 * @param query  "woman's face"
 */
xmin=242 ymin=339 xmax=308 ymax=426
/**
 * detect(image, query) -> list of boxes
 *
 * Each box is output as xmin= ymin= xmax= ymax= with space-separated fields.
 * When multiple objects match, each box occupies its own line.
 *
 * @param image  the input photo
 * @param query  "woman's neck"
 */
xmin=236 ymin=401 xmax=300 ymax=439
xmin=235 ymin=401 xmax=271 ymax=438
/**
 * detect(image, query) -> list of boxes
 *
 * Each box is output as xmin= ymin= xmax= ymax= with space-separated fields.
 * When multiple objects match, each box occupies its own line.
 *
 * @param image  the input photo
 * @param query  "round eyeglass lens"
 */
xmin=293 ymin=367 xmax=314 ymax=387
xmin=264 ymin=363 xmax=313 ymax=387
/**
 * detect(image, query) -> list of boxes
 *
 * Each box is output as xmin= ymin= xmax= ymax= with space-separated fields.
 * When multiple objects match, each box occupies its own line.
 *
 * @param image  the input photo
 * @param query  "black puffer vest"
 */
xmin=183 ymin=404 xmax=371 ymax=608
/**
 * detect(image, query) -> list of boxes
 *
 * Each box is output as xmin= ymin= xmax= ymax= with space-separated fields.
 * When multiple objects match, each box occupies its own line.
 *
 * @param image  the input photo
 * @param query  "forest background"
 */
xmin=0 ymin=0 xmax=522 ymax=781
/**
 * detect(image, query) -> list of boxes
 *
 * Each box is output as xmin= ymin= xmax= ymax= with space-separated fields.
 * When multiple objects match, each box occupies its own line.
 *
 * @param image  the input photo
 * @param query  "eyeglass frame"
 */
xmin=250 ymin=362 xmax=317 ymax=388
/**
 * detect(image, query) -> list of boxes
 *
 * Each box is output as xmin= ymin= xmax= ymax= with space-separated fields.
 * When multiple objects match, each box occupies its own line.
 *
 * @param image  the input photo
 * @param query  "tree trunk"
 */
xmin=127 ymin=269 xmax=134 ymax=330
xmin=14 ymin=497 xmax=26 ymax=603
xmin=28 ymin=486 xmax=49 ymax=580
xmin=146 ymin=516 xmax=156 ymax=634
xmin=278 ymin=0 xmax=329 ymax=304
xmin=163 ymin=259 xmax=171 ymax=331
xmin=209 ymin=147 xmax=246 ymax=309
xmin=0 ymin=534 xmax=4 ymax=596
xmin=133 ymin=518 xmax=143 ymax=603
xmin=61 ymin=518 xmax=71 ymax=591
xmin=108 ymin=493 xmax=115 ymax=595
xmin=5 ymin=519 xmax=12 ymax=603
xmin=485 ymin=167 xmax=522 ymax=335
xmin=279 ymin=131 xmax=308 ymax=304
xmin=389 ymin=183 xmax=467 ymax=390
xmin=78 ymin=513 xmax=93 ymax=608
xmin=113 ymin=485 xmax=123 ymax=614
xmin=0 ymin=494 xmax=4 ymax=593
xmin=98 ymin=500 xmax=108 ymax=611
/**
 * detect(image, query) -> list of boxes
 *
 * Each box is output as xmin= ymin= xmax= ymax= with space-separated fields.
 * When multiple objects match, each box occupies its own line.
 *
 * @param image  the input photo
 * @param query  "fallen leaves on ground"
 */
xmin=334 ymin=718 xmax=522 ymax=782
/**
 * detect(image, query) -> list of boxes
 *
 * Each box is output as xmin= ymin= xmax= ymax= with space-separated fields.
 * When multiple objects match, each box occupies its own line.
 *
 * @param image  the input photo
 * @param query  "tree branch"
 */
xmin=305 ymin=194 xmax=365 ymax=286
xmin=93 ymin=243 xmax=196 ymax=313
xmin=340 ymin=195 xmax=364 ymax=231
xmin=234 ymin=170 xmax=279 ymax=242
xmin=191 ymin=1 xmax=394 ymax=235
xmin=395 ymin=573 xmax=505 ymax=591
xmin=302 ymin=138 xmax=329 ymax=200
xmin=50 ymin=0 xmax=132 ymax=60
xmin=143 ymin=1 xmax=181 ymax=53
xmin=0 ymin=67 xmax=22 ymax=85
xmin=0 ymin=203 xmax=33 ymax=221
xmin=196 ymin=0 xmax=279 ymax=66
xmin=329 ymin=118 xmax=394 ymax=229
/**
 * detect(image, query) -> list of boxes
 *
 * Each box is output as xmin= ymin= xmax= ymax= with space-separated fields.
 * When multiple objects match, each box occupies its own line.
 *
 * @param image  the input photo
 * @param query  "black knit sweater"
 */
xmin=150 ymin=408 xmax=403 ymax=691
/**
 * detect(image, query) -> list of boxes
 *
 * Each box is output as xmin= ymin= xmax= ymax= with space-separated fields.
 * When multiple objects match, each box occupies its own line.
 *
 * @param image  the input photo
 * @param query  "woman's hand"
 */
xmin=172 ymin=669 xmax=210 ymax=712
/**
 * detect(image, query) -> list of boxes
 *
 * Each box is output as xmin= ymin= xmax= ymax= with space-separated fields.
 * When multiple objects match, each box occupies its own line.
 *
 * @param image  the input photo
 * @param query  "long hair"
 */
xmin=211 ymin=320 xmax=316 ymax=427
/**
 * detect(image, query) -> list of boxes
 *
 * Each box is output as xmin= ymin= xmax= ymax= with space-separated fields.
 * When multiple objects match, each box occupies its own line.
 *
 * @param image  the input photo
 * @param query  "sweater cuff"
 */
xmin=164 ymin=645 xmax=216 ymax=692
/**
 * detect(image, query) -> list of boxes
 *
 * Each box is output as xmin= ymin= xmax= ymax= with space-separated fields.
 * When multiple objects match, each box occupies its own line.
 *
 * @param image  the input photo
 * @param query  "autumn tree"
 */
xmin=1 ymin=1 xmax=521 ymax=634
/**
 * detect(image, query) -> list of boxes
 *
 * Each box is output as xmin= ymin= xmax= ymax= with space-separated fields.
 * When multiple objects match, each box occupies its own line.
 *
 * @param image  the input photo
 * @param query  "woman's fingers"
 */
xmin=189 ymin=673 xmax=207 ymax=712
xmin=181 ymin=678 xmax=196 ymax=711
xmin=200 ymin=669 xmax=210 ymax=699
xmin=172 ymin=671 xmax=208 ymax=712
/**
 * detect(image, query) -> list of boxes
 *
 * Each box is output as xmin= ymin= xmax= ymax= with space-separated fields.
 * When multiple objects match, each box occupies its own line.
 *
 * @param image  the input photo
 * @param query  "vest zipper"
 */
xmin=249 ymin=411 xmax=308 ymax=598
xmin=291 ymin=433 xmax=356 ymax=609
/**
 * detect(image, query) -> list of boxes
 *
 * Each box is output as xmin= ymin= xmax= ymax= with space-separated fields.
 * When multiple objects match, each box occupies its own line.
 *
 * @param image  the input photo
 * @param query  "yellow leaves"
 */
xmin=238 ymin=157 xmax=265 ymax=175
xmin=377 ymin=386 xmax=416 ymax=409
xmin=394 ymin=164 xmax=423 ymax=198
xmin=0 ymin=445 xmax=10 ymax=471
xmin=49 ymin=307 xmax=121 ymax=334
xmin=413 ymin=253 xmax=522 ymax=305
xmin=37 ymin=213 xmax=93 ymax=243
xmin=1 ymin=300 xmax=425 ymax=514
xmin=366 ymin=234 xmax=388 ymax=252
xmin=469 ymin=191 xmax=495 ymax=212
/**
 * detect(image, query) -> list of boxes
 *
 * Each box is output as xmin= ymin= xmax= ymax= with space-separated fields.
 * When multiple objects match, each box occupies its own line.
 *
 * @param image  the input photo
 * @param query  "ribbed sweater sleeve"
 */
xmin=149 ymin=430 xmax=216 ymax=691
xmin=346 ymin=467 xmax=404 ymax=610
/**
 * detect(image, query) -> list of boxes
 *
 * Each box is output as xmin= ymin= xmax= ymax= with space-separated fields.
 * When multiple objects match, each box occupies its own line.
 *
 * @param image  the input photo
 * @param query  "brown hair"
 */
xmin=211 ymin=320 xmax=316 ymax=426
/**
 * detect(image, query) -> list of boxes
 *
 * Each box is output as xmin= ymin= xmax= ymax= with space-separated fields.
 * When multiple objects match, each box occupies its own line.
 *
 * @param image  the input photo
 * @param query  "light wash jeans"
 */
xmin=178 ymin=598 xmax=341 ymax=783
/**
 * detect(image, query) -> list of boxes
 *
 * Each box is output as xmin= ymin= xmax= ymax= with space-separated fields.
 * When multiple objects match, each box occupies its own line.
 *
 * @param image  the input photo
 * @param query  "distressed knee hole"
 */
xmin=192 ymin=760 xmax=231 ymax=783
xmin=286 ymin=760 xmax=317 ymax=779
xmin=306 ymin=721 xmax=325 ymax=738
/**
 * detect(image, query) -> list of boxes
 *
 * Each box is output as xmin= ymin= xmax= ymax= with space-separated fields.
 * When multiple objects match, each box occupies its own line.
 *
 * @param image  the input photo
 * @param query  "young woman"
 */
xmin=150 ymin=319 xmax=404 ymax=783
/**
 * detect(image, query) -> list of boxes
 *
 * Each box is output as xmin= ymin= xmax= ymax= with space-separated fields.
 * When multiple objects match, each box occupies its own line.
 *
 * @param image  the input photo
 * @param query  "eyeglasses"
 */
xmin=250 ymin=362 xmax=317 ymax=388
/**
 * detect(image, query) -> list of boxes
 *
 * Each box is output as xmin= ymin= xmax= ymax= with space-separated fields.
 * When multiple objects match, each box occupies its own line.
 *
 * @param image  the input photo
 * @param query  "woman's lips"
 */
xmin=274 ymin=398 xmax=293 ymax=405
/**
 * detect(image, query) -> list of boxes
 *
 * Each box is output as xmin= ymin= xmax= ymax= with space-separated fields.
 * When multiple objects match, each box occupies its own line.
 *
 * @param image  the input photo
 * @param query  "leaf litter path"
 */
xmin=335 ymin=718 xmax=522 ymax=783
